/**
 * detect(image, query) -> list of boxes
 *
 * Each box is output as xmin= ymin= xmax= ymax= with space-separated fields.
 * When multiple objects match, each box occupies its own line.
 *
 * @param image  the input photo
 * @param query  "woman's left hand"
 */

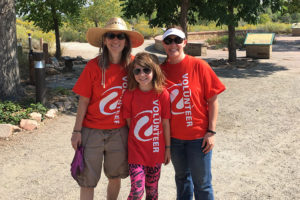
xmin=202 ymin=132 xmax=215 ymax=154
xmin=164 ymin=149 xmax=171 ymax=165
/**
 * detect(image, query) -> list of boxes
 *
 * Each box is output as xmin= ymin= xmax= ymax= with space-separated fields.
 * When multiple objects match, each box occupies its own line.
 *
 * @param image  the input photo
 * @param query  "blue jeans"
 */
xmin=171 ymin=138 xmax=214 ymax=200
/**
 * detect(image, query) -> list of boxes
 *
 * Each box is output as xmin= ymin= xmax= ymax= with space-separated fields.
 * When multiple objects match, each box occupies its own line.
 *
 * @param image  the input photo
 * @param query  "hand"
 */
xmin=202 ymin=132 xmax=215 ymax=154
xmin=164 ymin=148 xmax=171 ymax=165
xmin=71 ymin=132 xmax=82 ymax=150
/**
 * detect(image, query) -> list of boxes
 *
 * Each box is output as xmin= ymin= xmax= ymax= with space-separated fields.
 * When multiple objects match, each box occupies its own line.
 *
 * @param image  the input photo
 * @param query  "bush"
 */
xmin=257 ymin=22 xmax=291 ymax=34
xmin=52 ymin=87 xmax=72 ymax=96
xmin=60 ymin=25 xmax=87 ymax=42
xmin=0 ymin=100 xmax=48 ymax=125
xmin=16 ymin=18 xmax=55 ymax=52
xmin=132 ymin=20 xmax=163 ymax=39
xmin=206 ymin=35 xmax=246 ymax=49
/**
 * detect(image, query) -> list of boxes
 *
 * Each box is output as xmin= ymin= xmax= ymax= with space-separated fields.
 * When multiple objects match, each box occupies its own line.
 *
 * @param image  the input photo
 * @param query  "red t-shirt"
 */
xmin=72 ymin=57 xmax=128 ymax=129
xmin=160 ymin=55 xmax=226 ymax=140
xmin=122 ymin=88 xmax=171 ymax=166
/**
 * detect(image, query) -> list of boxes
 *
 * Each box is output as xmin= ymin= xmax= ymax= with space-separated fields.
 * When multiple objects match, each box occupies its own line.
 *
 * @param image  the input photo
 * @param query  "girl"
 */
xmin=71 ymin=17 xmax=144 ymax=200
xmin=122 ymin=52 xmax=171 ymax=200
xmin=160 ymin=26 xmax=226 ymax=200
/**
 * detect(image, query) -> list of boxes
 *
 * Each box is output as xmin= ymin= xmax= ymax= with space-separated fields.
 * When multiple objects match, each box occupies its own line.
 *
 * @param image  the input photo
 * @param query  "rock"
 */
xmin=45 ymin=108 xmax=58 ymax=119
xmin=29 ymin=112 xmax=42 ymax=122
xmin=20 ymin=119 xmax=38 ymax=131
xmin=54 ymin=102 xmax=65 ymax=111
xmin=12 ymin=125 xmax=22 ymax=133
xmin=45 ymin=67 xmax=61 ymax=75
xmin=0 ymin=124 xmax=14 ymax=138
xmin=50 ymin=57 xmax=60 ymax=68
xmin=63 ymin=101 xmax=73 ymax=110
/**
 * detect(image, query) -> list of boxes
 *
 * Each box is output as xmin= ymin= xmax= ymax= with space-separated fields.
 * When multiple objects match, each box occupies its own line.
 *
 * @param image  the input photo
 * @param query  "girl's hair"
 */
xmin=98 ymin=33 xmax=132 ymax=69
xmin=127 ymin=52 xmax=165 ymax=93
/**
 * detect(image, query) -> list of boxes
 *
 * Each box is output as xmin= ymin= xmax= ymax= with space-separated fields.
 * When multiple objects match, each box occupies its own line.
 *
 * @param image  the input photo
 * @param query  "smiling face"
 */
xmin=103 ymin=31 xmax=126 ymax=55
xmin=162 ymin=35 xmax=187 ymax=64
xmin=133 ymin=64 xmax=153 ymax=92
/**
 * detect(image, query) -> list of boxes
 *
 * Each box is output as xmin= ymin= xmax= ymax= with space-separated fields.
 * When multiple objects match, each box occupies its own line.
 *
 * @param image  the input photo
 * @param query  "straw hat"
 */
xmin=86 ymin=17 xmax=144 ymax=48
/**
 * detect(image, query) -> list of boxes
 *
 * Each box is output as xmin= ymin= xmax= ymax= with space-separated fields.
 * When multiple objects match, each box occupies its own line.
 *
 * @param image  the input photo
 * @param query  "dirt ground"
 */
xmin=0 ymin=35 xmax=299 ymax=200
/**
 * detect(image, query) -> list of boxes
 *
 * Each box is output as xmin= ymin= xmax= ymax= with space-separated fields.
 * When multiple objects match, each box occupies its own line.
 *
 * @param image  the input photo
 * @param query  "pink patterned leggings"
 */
xmin=127 ymin=163 xmax=162 ymax=200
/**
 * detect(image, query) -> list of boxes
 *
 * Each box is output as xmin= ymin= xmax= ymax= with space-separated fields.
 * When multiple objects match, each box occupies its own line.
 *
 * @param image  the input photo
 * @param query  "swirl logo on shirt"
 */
xmin=168 ymin=83 xmax=184 ymax=115
xmin=134 ymin=111 xmax=153 ymax=142
xmin=99 ymin=86 xmax=123 ymax=115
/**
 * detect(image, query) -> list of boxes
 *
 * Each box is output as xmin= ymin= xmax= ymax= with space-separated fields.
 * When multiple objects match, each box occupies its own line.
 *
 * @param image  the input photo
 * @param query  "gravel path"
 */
xmin=0 ymin=35 xmax=299 ymax=200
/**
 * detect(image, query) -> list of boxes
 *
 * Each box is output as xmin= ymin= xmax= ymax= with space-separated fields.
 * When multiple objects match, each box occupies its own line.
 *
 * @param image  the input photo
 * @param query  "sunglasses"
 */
xmin=163 ymin=36 xmax=184 ymax=45
xmin=133 ymin=67 xmax=152 ymax=75
xmin=106 ymin=33 xmax=126 ymax=40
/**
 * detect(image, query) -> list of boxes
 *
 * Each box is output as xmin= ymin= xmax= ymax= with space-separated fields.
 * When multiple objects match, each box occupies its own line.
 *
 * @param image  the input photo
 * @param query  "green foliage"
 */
xmin=0 ymin=101 xmax=48 ymax=125
xmin=82 ymin=0 xmax=122 ymax=27
xmin=16 ymin=0 xmax=86 ymax=57
xmin=188 ymin=23 xmax=227 ymax=32
xmin=60 ymin=25 xmax=87 ymax=42
xmin=53 ymin=87 xmax=72 ymax=96
xmin=206 ymin=35 xmax=246 ymax=49
xmin=16 ymin=0 xmax=86 ymax=33
xmin=16 ymin=18 xmax=55 ymax=50
xmin=259 ymin=14 xmax=272 ymax=24
xmin=284 ymin=0 xmax=300 ymax=14
xmin=257 ymin=22 xmax=292 ymax=33
xmin=132 ymin=20 xmax=163 ymax=38
xmin=121 ymin=0 xmax=198 ymax=28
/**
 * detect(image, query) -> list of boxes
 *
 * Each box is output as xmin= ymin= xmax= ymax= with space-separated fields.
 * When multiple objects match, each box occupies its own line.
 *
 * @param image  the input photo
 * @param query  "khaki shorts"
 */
xmin=76 ymin=126 xmax=129 ymax=187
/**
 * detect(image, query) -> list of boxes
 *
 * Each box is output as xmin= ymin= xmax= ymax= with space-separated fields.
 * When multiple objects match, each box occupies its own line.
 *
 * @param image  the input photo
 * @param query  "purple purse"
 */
xmin=71 ymin=146 xmax=84 ymax=181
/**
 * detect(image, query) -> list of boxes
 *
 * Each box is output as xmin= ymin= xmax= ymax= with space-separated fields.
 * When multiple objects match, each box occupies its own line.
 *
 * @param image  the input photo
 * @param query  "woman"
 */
xmin=160 ymin=26 xmax=226 ymax=200
xmin=71 ymin=17 xmax=144 ymax=200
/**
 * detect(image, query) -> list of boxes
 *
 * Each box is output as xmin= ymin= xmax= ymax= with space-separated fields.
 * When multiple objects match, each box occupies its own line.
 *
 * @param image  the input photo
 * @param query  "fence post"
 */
xmin=43 ymin=43 xmax=50 ymax=64
xmin=28 ymin=33 xmax=35 ymax=84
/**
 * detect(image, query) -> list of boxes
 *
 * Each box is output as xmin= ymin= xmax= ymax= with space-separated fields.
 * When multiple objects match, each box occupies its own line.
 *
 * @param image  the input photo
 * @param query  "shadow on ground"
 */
xmin=273 ymin=39 xmax=300 ymax=52
xmin=213 ymin=62 xmax=288 ymax=79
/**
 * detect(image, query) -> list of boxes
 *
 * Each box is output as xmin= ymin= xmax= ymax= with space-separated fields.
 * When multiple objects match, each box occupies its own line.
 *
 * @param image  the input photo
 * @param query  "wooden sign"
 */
xmin=244 ymin=33 xmax=275 ymax=45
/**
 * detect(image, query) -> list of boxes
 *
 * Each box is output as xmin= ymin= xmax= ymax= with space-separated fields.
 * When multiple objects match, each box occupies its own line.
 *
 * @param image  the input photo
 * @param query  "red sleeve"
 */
xmin=200 ymin=60 xmax=226 ymax=100
xmin=72 ymin=61 xmax=95 ymax=98
xmin=160 ymin=89 xmax=171 ymax=119
xmin=122 ymin=90 xmax=133 ymax=119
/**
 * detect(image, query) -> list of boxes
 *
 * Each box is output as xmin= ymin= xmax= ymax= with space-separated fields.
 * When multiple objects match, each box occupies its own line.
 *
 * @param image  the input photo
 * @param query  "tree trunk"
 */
xmin=180 ymin=0 xmax=190 ymax=38
xmin=51 ymin=5 xmax=61 ymax=58
xmin=0 ymin=0 xmax=21 ymax=100
xmin=228 ymin=2 xmax=236 ymax=62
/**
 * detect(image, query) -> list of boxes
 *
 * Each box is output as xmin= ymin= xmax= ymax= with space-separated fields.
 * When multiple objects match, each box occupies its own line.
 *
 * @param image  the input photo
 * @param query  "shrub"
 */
xmin=52 ymin=87 xmax=72 ymax=96
xmin=206 ymin=35 xmax=245 ymax=49
xmin=257 ymin=22 xmax=291 ymax=34
xmin=0 ymin=100 xmax=48 ymax=125
xmin=16 ymin=18 xmax=55 ymax=50
xmin=132 ymin=20 xmax=163 ymax=39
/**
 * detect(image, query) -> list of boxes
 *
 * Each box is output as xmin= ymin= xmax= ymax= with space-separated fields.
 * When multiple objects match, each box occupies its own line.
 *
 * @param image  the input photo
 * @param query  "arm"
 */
xmin=126 ymin=118 xmax=131 ymax=127
xmin=162 ymin=118 xmax=171 ymax=165
xmin=202 ymin=95 xmax=218 ymax=154
xmin=71 ymin=96 xmax=90 ymax=150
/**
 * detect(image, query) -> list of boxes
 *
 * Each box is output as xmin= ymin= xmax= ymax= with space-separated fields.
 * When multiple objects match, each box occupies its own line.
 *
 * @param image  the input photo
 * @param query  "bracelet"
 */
xmin=207 ymin=129 xmax=216 ymax=134
xmin=72 ymin=130 xmax=82 ymax=134
xmin=165 ymin=146 xmax=171 ymax=148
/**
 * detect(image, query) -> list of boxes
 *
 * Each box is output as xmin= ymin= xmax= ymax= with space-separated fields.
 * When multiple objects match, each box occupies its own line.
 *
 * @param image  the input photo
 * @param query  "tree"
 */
xmin=82 ymin=0 xmax=122 ymax=27
xmin=284 ymin=0 xmax=300 ymax=13
xmin=16 ymin=0 xmax=86 ymax=58
xmin=121 ymin=0 xmax=198 ymax=36
xmin=195 ymin=0 xmax=282 ymax=62
xmin=0 ymin=0 xmax=21 ymax=100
